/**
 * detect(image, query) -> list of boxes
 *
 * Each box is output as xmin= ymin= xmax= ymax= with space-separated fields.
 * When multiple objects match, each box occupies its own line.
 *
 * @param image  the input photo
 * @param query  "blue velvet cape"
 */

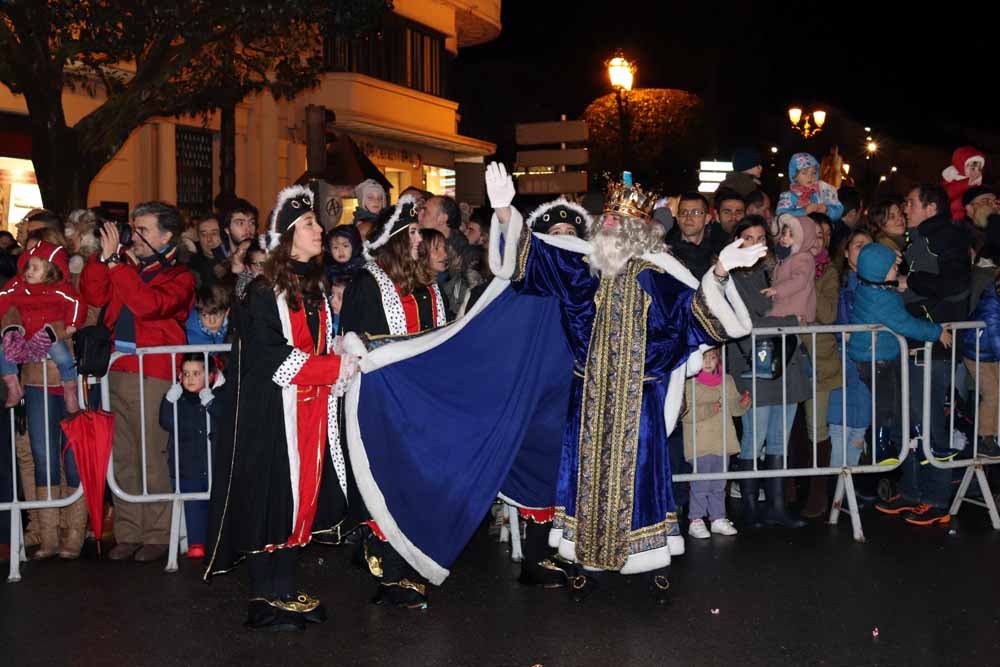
xmin=344 ymin=233 xmax=720 ymax=584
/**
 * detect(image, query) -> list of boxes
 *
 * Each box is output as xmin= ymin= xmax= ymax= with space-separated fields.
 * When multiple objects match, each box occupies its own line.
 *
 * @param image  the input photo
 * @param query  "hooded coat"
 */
xmin=776 ymin=153 xmax=844 ymax=222
xmin=0 ymin=241 xmax=86 ymax=336
xmin=849 ymin=243 xmax=941 ymax=362
xmin=942 ymin=146 xmax=986 ymax=222
xmin=769 ymin=214 xmax=817 ymax=323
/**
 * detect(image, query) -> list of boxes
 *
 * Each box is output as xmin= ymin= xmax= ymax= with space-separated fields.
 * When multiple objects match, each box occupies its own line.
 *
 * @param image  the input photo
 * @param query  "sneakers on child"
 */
xmin=186 ymin=544 xmax=206 ymax=559
xmin=687 ymin=519 xmax=710 ymax=539
xmin=710 ymin=518 xmax=738 ymax=536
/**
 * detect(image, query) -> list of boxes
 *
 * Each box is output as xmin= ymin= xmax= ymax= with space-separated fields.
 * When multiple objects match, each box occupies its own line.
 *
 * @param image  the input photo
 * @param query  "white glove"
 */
xmin=198 ymin=387 xmax=215 ymax=407
xmin=337 ymin=354 xmax=360 ymax=384
xmin=485 ymin=162 xmax=515 ymax=209
xmin=718 ymin=238 xmax=767 ymax=273
xmin=165 ymin=383 xmax=183 ymax=403
xmin=333 ymin=354 xmax=361 ymax=398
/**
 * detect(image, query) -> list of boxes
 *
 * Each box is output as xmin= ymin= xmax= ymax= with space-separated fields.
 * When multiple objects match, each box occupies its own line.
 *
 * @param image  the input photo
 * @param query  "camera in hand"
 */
xmin=93 ymin=219 xmax=133 ymax=247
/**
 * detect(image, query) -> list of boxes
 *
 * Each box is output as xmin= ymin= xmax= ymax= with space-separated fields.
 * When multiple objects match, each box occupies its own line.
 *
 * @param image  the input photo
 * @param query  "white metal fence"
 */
xmin=6 ymin=323 xmax=1000 ymax=583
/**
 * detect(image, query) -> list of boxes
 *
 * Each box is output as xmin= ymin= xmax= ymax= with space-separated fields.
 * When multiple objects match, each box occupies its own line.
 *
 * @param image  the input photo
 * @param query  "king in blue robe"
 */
xmin=342 ymin=165 xmax=761 ymax=602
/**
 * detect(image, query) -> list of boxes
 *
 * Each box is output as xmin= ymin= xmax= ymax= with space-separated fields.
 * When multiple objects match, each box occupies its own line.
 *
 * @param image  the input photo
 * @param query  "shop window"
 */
xmin=0 ymin=156 xmax=42 ymax=230
xmin=175 ymin=127 xmax=214 ymax=219
xmin=423 ymin=166 xmax=455 ymax=198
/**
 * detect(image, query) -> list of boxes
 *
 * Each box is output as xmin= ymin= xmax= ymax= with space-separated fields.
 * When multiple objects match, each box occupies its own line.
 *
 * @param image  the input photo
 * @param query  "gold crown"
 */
xmin=603 ymin=181 xmax=658 ymax=220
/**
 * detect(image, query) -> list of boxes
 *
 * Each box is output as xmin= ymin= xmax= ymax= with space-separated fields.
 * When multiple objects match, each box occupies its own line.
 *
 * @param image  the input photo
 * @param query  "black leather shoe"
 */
xmin=371 ymin=580 xmax=428 ymax=609
xmin=244 ymin=599 xmax=305 ymax=632
xmin=518 ymin=558 xmax=569 ymax=588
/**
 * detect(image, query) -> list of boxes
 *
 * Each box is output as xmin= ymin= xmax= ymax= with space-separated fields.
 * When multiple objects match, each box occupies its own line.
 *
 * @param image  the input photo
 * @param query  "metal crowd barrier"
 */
xmin=3 ymin=362 xmax=86 ymax=582
xmin=100 ymin=345 xmax=230 ymax=574
xmin=8 ymin=325 xmax=1000 ymax=583
xmin=678 ymin=323 xmax=913 ymax=543
xmin=919 ymin=323 xmax=1000 ymax=529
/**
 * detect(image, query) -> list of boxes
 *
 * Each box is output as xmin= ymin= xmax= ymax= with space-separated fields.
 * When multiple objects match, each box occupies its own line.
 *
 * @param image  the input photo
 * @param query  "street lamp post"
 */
xmin=607 ymin=53 xmax=635 ymax=173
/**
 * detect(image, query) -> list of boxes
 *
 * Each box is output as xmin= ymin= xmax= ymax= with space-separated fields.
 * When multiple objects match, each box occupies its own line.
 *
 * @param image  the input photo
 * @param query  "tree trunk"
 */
xmin=218 ymin=99 xmax=237 ymax=208
xmin=26 ymin=98 xmax=92 ymax=215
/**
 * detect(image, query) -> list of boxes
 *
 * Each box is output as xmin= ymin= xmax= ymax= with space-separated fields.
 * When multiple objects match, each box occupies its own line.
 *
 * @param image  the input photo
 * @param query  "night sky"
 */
xmin=455 ymin=2 xmax=1000 ymax=181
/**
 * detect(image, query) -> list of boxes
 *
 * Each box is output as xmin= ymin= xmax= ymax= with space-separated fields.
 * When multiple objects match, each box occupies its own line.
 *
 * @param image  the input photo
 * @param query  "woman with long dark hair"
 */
xmin=205 ymin=185 xmax=360 ymax=632
xmin=339 ymin=195 xmax=447 ymax=609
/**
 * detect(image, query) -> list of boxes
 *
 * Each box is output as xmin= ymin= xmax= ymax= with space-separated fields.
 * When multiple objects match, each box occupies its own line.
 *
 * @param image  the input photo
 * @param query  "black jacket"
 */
xmin=667 ymin=227 xmax=716 ymax=279
xmin=903 ymin=213 xmax=972 ymax=326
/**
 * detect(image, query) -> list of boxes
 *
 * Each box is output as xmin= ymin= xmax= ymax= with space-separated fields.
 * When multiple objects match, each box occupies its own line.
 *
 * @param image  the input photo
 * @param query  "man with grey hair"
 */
xmin=80 ymin=201 xmax=196 ymax=562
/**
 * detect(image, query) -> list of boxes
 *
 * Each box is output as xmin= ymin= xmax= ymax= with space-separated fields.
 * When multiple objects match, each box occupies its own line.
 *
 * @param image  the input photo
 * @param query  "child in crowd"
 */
xmin=234 ymin=245 xmax=267 ymax=301
xmin=0 ymin=241 xmax=84 ymax=412
xmin=683 ymin=347 xmax=751 ymax=539
xmin=353 ymin=178 xmax=387 ymax=226
xmin=325 ymin=224 xmax=366 ymax=284
xmin=762 ymin=213 xmax=818 ymax=324
xmin=185 ymin=285 xmax=230 ymax=346
xmin=159 ymin=353 xmax=224 ymax=559
xmin=941 ymin=146 xmax=985 ymax=222
xmin=776 ymin=152 xmax=844 ymax=223
xmin=848 ymin=243 xmax=951 ymax=457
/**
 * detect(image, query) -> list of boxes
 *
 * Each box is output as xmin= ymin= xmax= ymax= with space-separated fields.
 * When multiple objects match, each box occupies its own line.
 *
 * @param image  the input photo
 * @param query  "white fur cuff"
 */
xmin=272 ymin=348 xmax=309 ymax=387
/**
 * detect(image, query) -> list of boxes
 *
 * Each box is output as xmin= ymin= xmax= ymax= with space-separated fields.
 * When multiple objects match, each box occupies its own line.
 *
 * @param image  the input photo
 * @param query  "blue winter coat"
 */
xmin=849 ymin=244 xmax=942 ymax=362
xmin=776 ymin=153 xmax=845 ymax=221
xmin=836 ymin=270 xmax=859 ymax=326
xmin=185 ymin=309 xmax=229 ymax=345
xmin=962 ymin=278 xmax=1000 ymax=362
xmin=159 ymin=390 xmax=220 ymax=481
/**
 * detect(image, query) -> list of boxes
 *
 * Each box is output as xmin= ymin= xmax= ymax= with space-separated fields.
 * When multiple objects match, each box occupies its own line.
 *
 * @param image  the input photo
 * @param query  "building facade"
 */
xmin=0 ymin=0 xmax=500 ymax=229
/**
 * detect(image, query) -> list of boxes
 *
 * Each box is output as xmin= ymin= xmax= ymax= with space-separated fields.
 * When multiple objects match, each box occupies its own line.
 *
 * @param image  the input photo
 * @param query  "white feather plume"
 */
xmin=363 ymin=193 xmax=417 ymax=260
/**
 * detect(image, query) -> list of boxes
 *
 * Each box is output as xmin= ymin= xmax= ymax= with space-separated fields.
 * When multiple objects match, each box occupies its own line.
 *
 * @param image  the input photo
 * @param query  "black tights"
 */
xmin=247 ymin=547 xmax=302 ymax=598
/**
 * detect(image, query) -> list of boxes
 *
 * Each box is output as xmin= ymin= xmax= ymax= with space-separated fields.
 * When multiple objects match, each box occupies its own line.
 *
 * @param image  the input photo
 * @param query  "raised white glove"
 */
xmin=198 ymin=387 xmax=215 ymax=407
xmin=718 ymin=238 xmax=767 ymax=273
xmin=485 ymin=162 xmax=515 ymax=209
xmin=165 ymin=383 xmax=183 ymax=403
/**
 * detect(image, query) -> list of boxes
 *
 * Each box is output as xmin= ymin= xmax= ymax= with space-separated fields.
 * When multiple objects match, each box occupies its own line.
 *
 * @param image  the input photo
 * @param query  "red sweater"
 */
xmin=79 ymin=253 xmax=196 ymax=381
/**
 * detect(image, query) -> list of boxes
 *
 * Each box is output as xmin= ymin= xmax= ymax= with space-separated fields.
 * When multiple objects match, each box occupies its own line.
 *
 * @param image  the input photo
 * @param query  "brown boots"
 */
xmin=59 ymin=484 xmax=88 ymax=559
xmin=801 ymin=438 xmax=833 ymax=519
xmin=30 ymin=484 xmax=89 ymax=559
xmin=32 ymin=486 xmax=61 ymax=559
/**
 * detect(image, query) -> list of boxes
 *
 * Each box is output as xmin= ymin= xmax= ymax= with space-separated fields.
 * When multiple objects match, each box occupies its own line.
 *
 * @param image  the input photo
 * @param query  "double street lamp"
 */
xmin=607 ymin=52 xmax=635 ymax=173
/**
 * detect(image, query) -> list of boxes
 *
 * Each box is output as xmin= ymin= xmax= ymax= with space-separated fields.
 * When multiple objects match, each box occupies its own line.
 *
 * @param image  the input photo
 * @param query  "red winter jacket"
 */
xmin=0 ymin=241 xmax=85 ymax=337
xmin=79 ymin=250 xmax=196 ymax=381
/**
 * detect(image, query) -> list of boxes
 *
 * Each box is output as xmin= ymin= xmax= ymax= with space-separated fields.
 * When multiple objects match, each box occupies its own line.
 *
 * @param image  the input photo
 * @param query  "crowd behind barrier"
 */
xmin=5 ymin=320 xmax=999 ymax=583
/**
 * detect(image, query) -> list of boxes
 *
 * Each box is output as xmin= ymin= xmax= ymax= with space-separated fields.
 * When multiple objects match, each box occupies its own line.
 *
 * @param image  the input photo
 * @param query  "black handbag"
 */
xmin=72 ymin=304 xmax=112 ymax=377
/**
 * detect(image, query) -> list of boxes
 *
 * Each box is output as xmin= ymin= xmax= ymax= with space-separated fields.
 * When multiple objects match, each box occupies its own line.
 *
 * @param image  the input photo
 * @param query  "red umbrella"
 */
xmin=61 ymin=409 xmax=115 ymax=553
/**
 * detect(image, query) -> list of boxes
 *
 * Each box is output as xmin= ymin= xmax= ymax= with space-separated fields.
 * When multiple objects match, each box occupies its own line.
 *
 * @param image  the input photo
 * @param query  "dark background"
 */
xmin=453 ymin=1 xmax=1000 ymax=195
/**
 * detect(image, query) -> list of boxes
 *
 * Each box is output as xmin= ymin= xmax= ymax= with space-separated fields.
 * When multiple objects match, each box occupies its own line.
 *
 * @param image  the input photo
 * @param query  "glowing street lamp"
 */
xmin=606 ymin=51 xmax=636 ymax=172
xmin=788 ymin=107 xmax=826 ymax=138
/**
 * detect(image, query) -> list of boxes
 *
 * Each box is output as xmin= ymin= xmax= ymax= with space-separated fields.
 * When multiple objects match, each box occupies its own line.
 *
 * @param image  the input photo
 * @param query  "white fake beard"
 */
xmin=588 ymin=229 xmax=639 ymax=277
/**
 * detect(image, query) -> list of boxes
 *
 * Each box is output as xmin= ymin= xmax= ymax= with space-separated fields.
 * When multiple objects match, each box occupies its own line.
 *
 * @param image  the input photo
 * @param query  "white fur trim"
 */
xmin=431 ymin=283 xmax=448 ymax=327
xmin=488 ymin=208 xmax=522 ymax=279
xmin=269 ymin=185 xmax=313 ymax=238
xmin=321 ymin=296 xmax=348 ymax=500
xmin=364 ymin=262 xmax=408 ymax=336
xmin=525 ymin=198 xmax=593 ymax=231
xmin=698 ymin=270 xmax=752 ymax=339
xmin=272 ymin=348 xmax=309 ymax=388
xmin=344 ymin=374 xmax=450 ymax=585
xmin=942 ymin=165 xmax=963 ymax=183
xmin=666 ymin=535 xmax=685 ymax=557
xmin=965 ymin=156 xmax=985 ymax=172
xmin=275 ymin=295 xmax=301 ymax=528
xmin=552 ymin=537 xmax=672 ymax=574
xmin=364 ymin=193 xmax=416 ymax=260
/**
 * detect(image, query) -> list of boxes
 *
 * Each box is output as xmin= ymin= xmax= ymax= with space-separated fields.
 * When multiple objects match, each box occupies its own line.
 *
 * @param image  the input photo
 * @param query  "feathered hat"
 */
xmin=261 ymin=185 xmax=314 ymax=251
xmin=363 ymin=194 xmax=417 ymax=260
xmin=525 ymin=198 xmax=592 ymax=238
